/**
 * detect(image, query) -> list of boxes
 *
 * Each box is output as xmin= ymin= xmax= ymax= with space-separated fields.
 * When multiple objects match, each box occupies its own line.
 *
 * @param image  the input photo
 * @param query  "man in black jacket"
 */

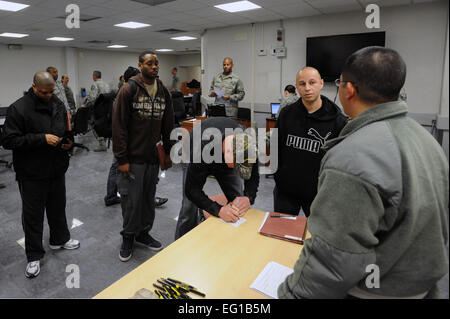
xmin=174 ymin=117 xmax=259 ymax=239
xmin=274 ymin=67 xmax=348 ymax=217
xmin=2 ymin=71 xmax=80 ymax=279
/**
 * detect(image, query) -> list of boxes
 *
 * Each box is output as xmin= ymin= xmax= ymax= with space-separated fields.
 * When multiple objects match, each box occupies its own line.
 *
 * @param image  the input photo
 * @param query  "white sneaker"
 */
xmin=25 ymin=261 xmax=40 ymax=278
xmin=49 ymin=239 xmax=80 ymax=250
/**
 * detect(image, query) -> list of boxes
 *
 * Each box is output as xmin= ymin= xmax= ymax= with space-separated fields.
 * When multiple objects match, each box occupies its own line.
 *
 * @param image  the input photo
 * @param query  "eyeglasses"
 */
xmin=335 ymin=78 xmax=358 ymax=91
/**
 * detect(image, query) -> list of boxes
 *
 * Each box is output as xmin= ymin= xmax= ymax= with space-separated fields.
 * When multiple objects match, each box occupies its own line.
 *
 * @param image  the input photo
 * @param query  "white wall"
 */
xmin=202 ymin=1 xmax=449 ymax=115
xmin=0 ymin=46 xmax=177 ymax=108
xmin=174 ymin=54 xmax=201 ymax=86
xmin=0 ymin=45 xmax=66 ymax=107
xmin=175 ymin=54 xmax=201 ymax=67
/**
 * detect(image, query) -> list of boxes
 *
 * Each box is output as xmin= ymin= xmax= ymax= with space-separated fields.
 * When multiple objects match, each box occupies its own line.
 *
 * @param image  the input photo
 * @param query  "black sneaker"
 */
xmin=155 ymin=197 xmax=168 ymax=207
xmin=119 ymin=235 xmax=134 ymax=262
xmin=105 ymin=197 xmax=121 ymax=207
xmin=135 ymin=233 xmax=163 ymax=251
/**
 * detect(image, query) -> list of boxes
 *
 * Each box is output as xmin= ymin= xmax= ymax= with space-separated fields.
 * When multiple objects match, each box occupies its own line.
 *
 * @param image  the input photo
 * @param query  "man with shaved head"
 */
xmin=278 ymin=47 xmax=448 ymax=299
xmin=273 ymin=66 xmax=347 ymax=217
xmin=2 ymin=71 xmax=79 ymax=279
xmin=209 ymin=57 xmax=245 ymax=117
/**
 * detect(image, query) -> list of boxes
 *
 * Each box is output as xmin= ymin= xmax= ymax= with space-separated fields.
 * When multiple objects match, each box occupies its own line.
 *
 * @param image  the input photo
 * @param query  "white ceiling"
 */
xmin=0 ymin=0 xmax=439 ymax=54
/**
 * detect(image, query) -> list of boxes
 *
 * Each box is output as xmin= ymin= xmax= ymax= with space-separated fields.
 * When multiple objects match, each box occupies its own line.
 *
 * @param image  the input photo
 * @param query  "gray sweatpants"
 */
xmin=117 ymin=163 xmax=159 ymax=237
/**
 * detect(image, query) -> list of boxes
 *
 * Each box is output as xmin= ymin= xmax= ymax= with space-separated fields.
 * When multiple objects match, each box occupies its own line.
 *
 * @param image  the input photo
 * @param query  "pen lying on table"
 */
xmin=270 ymin=215 xmax=296 ymax=218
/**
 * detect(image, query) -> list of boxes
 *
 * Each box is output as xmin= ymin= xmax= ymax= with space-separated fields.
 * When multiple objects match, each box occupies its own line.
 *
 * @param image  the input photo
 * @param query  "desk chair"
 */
xmin=191 ymin=91 xmax=201 ymax=116
xmin=0 ymin=107 xmax=13 ymax=168
xmin=172 ymin=93 xmax=189 ymax=126
xmin=71 ymin=107 xmax=90 ymax=152
xmin=207 ymin=104 xmax=226 ymax=117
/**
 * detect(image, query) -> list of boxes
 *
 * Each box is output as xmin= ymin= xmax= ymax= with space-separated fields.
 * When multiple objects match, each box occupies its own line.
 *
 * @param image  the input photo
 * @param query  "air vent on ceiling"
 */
xmin=86 ymin=40 xmax=110 ymax=44
xmin=57 ymin=14 xmax=101 ymax=22
xmin=157 ymin=28 xmax=186 ymax=34
xmin=131 ymin=0 xmax=176 ymax=6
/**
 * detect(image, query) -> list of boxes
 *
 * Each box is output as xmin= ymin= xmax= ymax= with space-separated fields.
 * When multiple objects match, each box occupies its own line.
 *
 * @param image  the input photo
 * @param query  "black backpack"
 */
xmin=93 ymin=91 xmax=116 ymax=138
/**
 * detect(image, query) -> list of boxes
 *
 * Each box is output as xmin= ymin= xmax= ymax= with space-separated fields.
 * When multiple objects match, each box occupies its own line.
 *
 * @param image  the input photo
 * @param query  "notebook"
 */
xmin=258 ymin=212 xmax=307 ymax=244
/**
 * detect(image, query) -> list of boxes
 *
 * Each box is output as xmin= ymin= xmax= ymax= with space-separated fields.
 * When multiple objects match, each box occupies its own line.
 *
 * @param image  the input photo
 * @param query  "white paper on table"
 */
xmin=250 ymin=261 xmax=294 ymax=299
xmin=219 ymin=217 xmax=246 ymax=228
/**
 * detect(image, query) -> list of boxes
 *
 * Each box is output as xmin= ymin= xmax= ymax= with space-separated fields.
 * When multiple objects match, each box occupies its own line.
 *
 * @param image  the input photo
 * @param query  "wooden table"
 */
xmin=94 ymin=208 xmax=308 ymax=299
xmin=181 ymin=116 xmax=207 ymax=132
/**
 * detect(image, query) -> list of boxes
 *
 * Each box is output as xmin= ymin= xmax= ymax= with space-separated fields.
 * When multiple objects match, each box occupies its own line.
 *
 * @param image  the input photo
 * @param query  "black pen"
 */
xmin=271 ymin=215 xmax=295 ymax=218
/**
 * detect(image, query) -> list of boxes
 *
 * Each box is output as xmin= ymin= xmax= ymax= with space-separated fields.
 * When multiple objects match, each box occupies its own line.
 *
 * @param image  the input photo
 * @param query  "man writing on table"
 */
xmin=174 ymin=117 xmax=259 ymax=239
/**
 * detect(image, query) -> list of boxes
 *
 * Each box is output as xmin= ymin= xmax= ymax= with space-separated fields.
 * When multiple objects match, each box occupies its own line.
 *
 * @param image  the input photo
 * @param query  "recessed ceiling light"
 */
xmin=107 ymin=44 xmax=128 ymax=48
xmin=0 ymin=32 xmax=28 ymax=38
xmin=171 ymin=36 xmax=197 ymax=41
xmin=46 ymin=37 xmax=74 ymax=42
xmin=155 ymin=49 xmax=174 ymax=52
xmin=114 ymin=21 xmax=150 ymax=29
xmin=0 ymin=0 xmax=29 ymax=12
xmin=215 ymin=1 xmax=261 ymax=13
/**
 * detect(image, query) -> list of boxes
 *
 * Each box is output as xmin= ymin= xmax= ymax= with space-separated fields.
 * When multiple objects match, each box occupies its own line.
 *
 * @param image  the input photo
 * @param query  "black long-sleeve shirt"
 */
xmin=183 ymin=117 xmax=259 ymax=216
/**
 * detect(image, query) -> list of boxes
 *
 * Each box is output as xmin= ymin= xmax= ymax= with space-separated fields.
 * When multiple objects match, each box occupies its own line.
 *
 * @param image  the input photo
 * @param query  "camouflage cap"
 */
xmin=233 ymin=133 xmax=257 ymax=180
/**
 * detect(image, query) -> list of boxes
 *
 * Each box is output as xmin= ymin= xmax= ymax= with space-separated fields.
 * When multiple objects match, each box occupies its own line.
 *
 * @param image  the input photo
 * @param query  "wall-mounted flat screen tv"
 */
xmin=306 ymin=31 xmax=386 ymax=82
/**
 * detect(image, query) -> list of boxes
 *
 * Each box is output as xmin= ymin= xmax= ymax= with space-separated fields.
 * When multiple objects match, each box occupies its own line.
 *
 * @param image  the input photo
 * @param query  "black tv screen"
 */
xmin=306 ymin=31 xmax=385 ymax=82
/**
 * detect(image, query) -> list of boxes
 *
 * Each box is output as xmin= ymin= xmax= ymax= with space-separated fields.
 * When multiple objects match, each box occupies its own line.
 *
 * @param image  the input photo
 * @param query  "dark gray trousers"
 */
xmin=117 ymin=163 xmax=159 ymax=237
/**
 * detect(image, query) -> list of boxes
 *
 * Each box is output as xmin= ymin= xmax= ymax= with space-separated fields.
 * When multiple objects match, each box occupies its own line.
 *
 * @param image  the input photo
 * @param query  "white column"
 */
xmin=64 ymin=47 xmax=80 ymax=106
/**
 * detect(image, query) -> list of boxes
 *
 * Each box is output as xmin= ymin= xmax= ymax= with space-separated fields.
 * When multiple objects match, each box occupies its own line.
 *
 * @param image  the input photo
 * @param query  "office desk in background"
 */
xmin=94 ymin=208 xmax=308 ymax=299
xmin=181 ymin=116 xmax=250 ymax=133
xmin=181 ymin=116 xmax=207 ymax=132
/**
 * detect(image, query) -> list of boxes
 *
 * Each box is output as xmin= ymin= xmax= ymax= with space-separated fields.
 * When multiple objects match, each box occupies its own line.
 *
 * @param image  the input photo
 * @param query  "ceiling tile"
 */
xmin=358 ymin=0 xmax=411 ymax=6
xmin=268 ymin=2 xmax=322 ymax=18
xmin=156 ymin=0 xmax=206 ymax=12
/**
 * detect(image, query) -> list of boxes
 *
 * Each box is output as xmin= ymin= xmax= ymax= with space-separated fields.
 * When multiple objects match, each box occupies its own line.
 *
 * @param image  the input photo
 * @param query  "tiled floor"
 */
xmin=0 ymin=131 xmax=448 ymax=299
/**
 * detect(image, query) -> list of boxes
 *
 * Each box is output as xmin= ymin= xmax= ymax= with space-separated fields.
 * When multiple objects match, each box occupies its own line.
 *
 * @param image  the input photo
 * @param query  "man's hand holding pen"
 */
xmin=231 ymin=197 xmax=250 ymax=217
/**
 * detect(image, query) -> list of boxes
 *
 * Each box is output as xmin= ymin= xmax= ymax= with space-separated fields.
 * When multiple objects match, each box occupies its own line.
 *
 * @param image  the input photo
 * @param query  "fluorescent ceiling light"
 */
xmin=155 ymin=49 xmax=173 ymax=52
xmin=171 ymin=36 xmax=197 ymax=41
xmin=0 ymin=0 xmax=29 ymax=12
xmin=108 ymin=44 xmax=128 ymax=48
xmin=215 ymin=1 xmax=261 ymax=13
xmin=0 ymin=32 xmax=28 ymax=38
xmin=46 ymin=37 xmax=74 ymax=41
xmin=114 ymin=21 xmax=150 ymax=29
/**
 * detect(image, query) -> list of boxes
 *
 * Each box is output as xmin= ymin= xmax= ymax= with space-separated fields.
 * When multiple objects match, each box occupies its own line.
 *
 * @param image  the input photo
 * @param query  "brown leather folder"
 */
xmin=259 ymin=212 xmax=307 ymax=244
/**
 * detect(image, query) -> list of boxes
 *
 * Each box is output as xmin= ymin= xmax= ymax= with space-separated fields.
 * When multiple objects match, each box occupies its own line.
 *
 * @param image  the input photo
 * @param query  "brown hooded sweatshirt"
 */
xmin=112 ymin=73 xmax=174 ymax=165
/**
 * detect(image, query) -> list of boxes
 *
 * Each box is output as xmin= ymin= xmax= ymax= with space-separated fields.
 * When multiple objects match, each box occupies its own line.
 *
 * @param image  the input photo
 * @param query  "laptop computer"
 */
xmin=270 ymin=103 xmax=281 ymax=118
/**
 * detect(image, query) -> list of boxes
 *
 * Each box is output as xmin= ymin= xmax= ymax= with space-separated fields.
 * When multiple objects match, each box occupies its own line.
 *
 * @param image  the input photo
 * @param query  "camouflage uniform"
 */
xmin=209 ymin=73 xmax=245 ymax=117
xmin=277 ymin=93 xmax=299 ymax=117
xmin=86 ymin=79 xmax=111 ymax=151
xmin=86 ymin=79 xmax=111 ymax=105
xmin=54 ymin=80 xmax=70 ymax=112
